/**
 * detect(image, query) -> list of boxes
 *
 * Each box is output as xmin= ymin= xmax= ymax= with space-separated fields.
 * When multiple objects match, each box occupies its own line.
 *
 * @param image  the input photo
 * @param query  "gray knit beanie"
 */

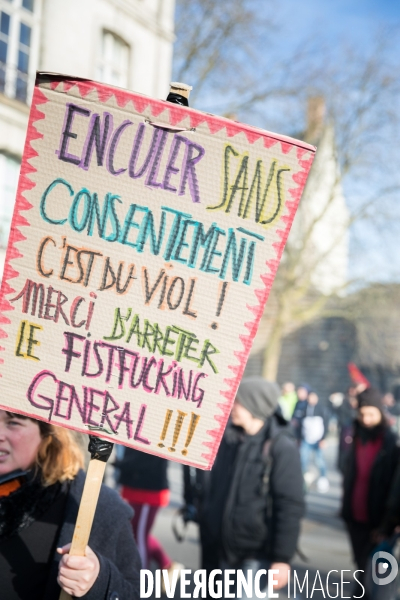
xmin=236 ymin=377 xmax=280 ymax=421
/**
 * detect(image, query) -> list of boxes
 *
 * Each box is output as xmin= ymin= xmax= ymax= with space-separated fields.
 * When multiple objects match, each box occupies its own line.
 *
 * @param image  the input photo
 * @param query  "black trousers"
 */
xmin=346 ymin=520 xmax=374 ymax=599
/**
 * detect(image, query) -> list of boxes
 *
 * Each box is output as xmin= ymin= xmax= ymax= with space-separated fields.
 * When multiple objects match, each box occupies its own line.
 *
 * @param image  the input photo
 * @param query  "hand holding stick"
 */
xmin=58 ymin=436 xmax=114 ymax=600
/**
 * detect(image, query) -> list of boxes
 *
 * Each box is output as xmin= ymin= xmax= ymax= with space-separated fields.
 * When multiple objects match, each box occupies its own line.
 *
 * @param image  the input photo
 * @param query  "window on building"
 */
xmin=0 ymin=0 xmax=38 ymax=103
xmin=15 ymin=21 xmax=30 ymax=101
xmin=97 ymin=31 xmax=130 ymax=88
xmin=0 ymin=153 xmax=20 ymax=249
xmin=0 ymin=11 xmax=10 ymax=94
xmin=22 ymin=0 xmax=34 ymax=12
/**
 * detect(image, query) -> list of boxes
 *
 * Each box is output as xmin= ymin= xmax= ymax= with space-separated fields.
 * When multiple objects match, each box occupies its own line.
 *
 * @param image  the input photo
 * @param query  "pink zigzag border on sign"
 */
xmin=0 ymin=75 xmax=315 ymax=468
xmin=0 ymin=86 xmax=47 ymax=367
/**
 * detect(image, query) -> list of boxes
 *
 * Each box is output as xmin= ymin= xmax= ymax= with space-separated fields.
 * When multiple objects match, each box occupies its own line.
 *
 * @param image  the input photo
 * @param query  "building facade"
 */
xmin=0 ymin=0 xmax=175 ymax=273
xmin=289 ymin=97 xmax=349 ymax=295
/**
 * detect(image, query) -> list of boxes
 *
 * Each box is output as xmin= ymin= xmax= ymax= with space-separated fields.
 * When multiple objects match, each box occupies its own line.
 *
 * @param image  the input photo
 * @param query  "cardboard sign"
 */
xmin=0 ymin=73 xmax=315 ymax=469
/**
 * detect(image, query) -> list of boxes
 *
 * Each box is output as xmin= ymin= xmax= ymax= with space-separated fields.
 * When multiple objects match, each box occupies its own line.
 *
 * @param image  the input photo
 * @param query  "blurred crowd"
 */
xmin=2 ymin=374 xmax=400 ymax=598
xmin=112 ymin=375 xmax=400 ymax=599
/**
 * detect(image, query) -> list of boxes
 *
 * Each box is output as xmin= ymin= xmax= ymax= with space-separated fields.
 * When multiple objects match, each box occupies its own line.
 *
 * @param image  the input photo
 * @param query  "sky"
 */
xmin=280 ymin=0 xmax=400 ymax=37
xmin=272 ymin=0 xmax=400 ymax=70
xmin=285 ymin=0 xmax=400 ymax=286
xmin=278 ymin=0 xmax=400 ymax=286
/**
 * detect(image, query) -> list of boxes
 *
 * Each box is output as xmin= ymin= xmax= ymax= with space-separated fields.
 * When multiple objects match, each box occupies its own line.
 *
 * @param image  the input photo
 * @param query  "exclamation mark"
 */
xmin=181 ymin=413 xmax=200 ymax=456
xmin=211 ymin=281 xmax=229 ymax=330
xmin=158 ymin=409 xmax=173 ymax=448
xmin=168 ymin=410 xmax=187 ymax=452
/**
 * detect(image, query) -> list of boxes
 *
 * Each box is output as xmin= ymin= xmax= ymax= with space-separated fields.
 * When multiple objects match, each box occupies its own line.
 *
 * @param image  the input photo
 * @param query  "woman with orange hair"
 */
xmin=0 ymin=410 xmax=141 ymax=599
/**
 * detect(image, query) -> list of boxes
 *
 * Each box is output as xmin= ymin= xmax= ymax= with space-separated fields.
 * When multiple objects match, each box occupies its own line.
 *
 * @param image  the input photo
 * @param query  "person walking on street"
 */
xmin=334 ymin=386 xmax=358 ymax=474
xmin=193 ymin=377 xmax=304 ymax=599
xmin=299 ymin=391 xmax=329 ymax=492
xmin=117 ymin=448 xmax=183 ymax=579
xmin=341 ymin=386 xmax=400 ymax=599
xmin=291 ymin=384 xmax=310 ymax=443
xmin=279 ymin=382 xmax=298 ymax=421
xmin=382 ymin=392 xmax=400 ymax=434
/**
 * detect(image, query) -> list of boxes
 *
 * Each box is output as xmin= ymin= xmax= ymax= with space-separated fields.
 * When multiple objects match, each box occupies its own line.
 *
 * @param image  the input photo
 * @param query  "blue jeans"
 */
xmin=300 ymin=440 xmax=326 ymax=477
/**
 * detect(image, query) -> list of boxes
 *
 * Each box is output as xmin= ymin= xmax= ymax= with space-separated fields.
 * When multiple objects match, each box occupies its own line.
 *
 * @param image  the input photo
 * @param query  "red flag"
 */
xmin=348 ymin=363 xmax=370 ymax=387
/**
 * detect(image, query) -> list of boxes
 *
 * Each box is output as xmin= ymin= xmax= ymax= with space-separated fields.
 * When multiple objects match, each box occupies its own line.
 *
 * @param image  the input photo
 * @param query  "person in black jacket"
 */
xmin=299 ymin=391 xmax=330 ymax=492
xmin=380 ymin=457 xmax=400 ymax=536
xmin=334 ymin=387 xmax=358 ymax=474
xmin=341 ymin=387 xmax=400 ymax=598
xmin=195 ymin=377 xmax=304 ymax=598
xmin=0 ymin=410 xmax=140 ymax=600
xmin=291 ymin=384 xmax=310 ymax=443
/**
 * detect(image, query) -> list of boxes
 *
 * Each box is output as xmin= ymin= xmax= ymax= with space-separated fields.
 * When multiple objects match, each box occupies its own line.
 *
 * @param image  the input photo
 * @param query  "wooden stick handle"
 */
xmin=59 ymin=588 xmax=71 ymax=600
xmin=58 ymin=458 xmax=107 ymax=599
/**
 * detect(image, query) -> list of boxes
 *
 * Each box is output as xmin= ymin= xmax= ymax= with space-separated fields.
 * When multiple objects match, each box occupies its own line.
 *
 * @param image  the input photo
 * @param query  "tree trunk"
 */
xmin=262 ymin=320 xmax=284 ymax=382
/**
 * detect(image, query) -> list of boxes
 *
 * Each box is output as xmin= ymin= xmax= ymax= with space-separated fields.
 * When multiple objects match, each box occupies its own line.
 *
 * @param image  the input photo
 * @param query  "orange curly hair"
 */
xmin=7 ymin=413 xmax=84 ymax=486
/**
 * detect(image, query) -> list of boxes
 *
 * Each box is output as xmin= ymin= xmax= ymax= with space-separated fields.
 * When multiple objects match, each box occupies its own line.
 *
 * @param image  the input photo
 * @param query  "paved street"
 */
xmin=150 ymin=436 xmax=354 ymax=598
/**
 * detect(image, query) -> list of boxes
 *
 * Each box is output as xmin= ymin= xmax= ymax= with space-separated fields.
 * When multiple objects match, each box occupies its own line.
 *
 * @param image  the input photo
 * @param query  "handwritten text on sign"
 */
xmin=0 ymin=75 xmax=315 ymax=469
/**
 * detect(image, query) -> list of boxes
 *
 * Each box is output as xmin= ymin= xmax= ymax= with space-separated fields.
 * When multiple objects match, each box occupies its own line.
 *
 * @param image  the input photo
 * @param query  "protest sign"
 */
xmin=0 ymin=73 xmax=315 ymax=469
